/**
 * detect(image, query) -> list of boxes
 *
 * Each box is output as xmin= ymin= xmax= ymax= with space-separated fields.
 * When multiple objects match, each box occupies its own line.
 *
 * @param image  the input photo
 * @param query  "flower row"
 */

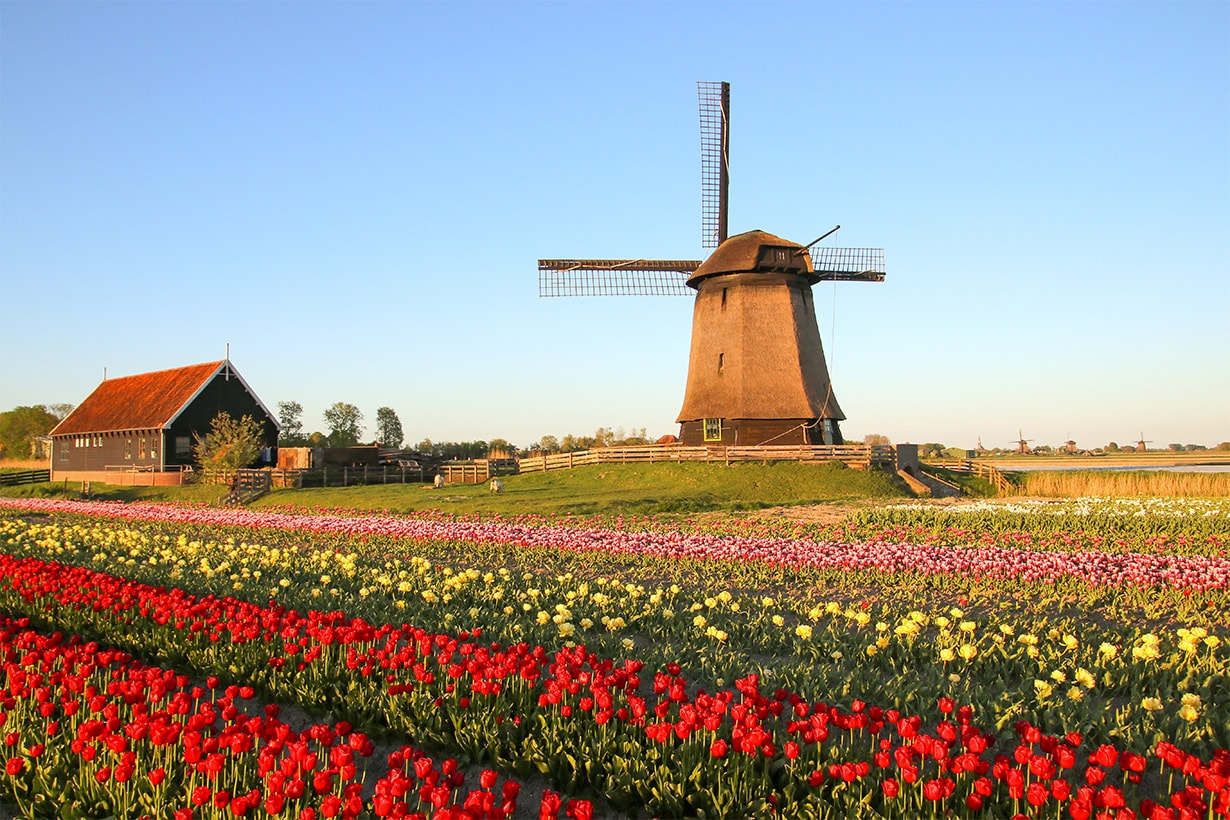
xmin=0 ymin=547 xmax=1226 ymax=818
xmin=0 ymin=613 xmax=606 ymax=819
xmin=3 ymin=514 xmax=1226 ymax=760
xmin=2 ymin=497 xmax=1227 ymax=589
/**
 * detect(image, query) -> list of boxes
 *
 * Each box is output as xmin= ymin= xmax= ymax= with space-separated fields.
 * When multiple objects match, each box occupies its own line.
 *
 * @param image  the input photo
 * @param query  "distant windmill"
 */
xmin=1011 ymin=430 xmax=1034 ymax=455
xmin=538 ymin=82 xmax=886 ymax=445
xmin=1135 ymin=433 xmax=1152 ymax=453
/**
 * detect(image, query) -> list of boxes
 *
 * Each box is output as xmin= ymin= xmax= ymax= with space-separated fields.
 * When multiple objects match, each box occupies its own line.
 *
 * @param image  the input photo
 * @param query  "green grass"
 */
xmin=253 ymin=461 xmax=909 ymax=516
xmin=0 ymin=461 xmax=910 ymax=516
xmin=0 ymin=480 xmax=229 ymax=504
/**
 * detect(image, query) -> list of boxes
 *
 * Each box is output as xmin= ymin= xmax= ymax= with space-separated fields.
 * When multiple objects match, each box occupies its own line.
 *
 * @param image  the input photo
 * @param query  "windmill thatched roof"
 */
xmin=687 ymin=229 xmax=816 ymax=288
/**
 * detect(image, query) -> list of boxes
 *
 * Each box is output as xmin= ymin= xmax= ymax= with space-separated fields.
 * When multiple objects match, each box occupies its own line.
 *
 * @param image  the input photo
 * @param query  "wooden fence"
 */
xmin=929 ymin=460 xmax=1015 ymax=495
xmin=201 ymin=465 xmax=428 ymax=489
xmin=517 ymin=444 xmax=896 ymax=473
xmin=224 ymin=469 xmax=273 ymax=504
xmin=437 ymin=460 xmax=518 ymax=485
xmin=0 ymin=469 xmax=50 ymax=486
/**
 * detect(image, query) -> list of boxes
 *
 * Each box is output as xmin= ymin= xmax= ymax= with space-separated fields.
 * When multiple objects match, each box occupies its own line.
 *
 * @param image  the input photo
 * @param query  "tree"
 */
xmin=48 ymin=403 xmax=74 ymax=421
xmin=277 ymin=401 xmax=308 ymax=446
xmin=193 ymin=412 xmax=262 ymax=476
xmin=323 ymin=403 xmax=364 ymax=447
xmin=1105 ymin=442 xmax=1120 ymax=453
xmin=374 ymin=407 xmax=404 ymax=448
xmin=488 ymin=438 xmax=515 ymax=458
xmin=0 ymin=405 xmax=59 ymax=460
xmin=863 ymin=433 xmax=892 ymax=446
xmin=1216 ymin=442 xmax=1230 ymax=452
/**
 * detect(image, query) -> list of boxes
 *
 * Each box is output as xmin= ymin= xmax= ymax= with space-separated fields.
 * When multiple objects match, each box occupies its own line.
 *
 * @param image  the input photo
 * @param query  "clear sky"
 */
xmin=2 ymin=0 xmax=1227 ymax=451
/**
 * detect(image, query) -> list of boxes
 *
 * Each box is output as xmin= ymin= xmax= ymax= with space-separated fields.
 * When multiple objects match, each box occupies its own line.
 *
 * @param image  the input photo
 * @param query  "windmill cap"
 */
xmin=687 ymin=229 xmax=817 ymax=288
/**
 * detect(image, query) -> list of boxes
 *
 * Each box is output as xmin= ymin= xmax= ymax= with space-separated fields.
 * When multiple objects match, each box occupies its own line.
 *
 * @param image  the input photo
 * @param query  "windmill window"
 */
xmin=721 ymin=288 xmax=727 ymax=309
xmin=703 ymin=418 xmax=722 ymax=442
xmin=718 ymin=353 xmax=724 ymax=374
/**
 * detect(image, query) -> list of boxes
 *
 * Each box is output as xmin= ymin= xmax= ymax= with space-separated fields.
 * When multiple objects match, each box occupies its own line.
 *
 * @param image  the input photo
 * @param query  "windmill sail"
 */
xmin=698 ymin=81 xmax=730 ymax=250
xmin=537 ymin=259 xmax=699 ymax=297
xmin=808 ymin=246 xmax=886 ymax=282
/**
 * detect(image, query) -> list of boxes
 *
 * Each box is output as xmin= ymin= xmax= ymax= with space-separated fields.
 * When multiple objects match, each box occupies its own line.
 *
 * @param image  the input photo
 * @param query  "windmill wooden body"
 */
xmin=539 ymin=82 xmax=885 ymax=446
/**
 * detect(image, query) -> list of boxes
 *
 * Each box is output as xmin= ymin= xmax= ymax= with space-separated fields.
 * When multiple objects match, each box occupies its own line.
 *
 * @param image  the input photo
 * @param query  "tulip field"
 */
xmin=0 ymin=495 xmax=1226 ymax=819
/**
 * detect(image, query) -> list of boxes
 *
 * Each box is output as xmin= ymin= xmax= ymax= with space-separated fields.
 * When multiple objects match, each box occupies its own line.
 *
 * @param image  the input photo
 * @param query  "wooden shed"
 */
xmin=49 ymin=360 xmax=279 ymax=484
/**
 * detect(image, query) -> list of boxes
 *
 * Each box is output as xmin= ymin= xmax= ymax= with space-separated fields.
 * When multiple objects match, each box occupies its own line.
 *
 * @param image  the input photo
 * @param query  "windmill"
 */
xmin=538 ymin=82 xmax=886 ymax=446
xmin=1135 ymin=433 xmax=1152 ymax=453
xmin=1011 ymin=430 xmax=1034 ymax=455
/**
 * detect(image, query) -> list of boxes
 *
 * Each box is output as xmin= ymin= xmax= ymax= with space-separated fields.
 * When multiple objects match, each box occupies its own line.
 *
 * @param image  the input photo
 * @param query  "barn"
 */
xmin=49 ymin=360 xmax=279 ymax=484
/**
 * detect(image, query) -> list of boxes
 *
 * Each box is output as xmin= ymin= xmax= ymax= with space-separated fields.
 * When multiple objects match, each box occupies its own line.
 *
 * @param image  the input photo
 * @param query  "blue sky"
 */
xmin=2 ymin=1 xmax=1227 ymax=451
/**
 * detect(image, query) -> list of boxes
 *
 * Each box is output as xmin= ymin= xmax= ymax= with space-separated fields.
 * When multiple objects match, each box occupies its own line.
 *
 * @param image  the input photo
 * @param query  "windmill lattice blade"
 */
xmin=538 ymin=260 xmax=699 ymax=297
xmin=809 ymin=247 xmax=886 ymax=282
xmin=698 ymin=81 xmax=730 ymax=250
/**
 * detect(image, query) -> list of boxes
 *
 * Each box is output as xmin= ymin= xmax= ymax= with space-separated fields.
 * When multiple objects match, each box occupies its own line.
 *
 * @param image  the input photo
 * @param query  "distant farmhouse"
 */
xmin=50 ymin=360 xmax=279 ymax=484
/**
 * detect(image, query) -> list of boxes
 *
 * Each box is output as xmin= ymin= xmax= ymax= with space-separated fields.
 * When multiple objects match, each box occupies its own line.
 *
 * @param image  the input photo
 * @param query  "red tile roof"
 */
xmin=51 ymin=361 xmax=226 ymax=436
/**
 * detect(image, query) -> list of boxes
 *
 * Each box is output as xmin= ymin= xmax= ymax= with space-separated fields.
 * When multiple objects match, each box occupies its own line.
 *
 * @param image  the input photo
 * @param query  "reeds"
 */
xmin=1017 ymin=469 xmax=1230 ymax=498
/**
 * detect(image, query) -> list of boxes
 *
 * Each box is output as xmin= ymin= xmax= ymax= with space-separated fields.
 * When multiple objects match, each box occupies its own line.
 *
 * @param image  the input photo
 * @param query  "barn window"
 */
xmin=703 ymin=418 xmax=722 ymax=442
xmin=125 ymin=439 xmax=132 ymax=459
xmin=139 ymin=438 xmax=147 ymax=459
xmin=175 ymin=436 xmax=190 ymax=456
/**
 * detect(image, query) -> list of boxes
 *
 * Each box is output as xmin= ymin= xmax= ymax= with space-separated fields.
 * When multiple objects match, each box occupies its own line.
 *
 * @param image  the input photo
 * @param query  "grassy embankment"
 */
xmin=0 ymin=460 xmax=910 ymax=517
